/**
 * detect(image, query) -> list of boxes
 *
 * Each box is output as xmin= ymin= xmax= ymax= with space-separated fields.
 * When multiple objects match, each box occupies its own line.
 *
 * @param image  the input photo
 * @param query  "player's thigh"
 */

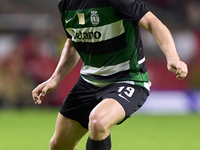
xmin=89 ymin=98 xmax=126 ymax=129
xmin=51 ymin=113 xmax=88 ymax=149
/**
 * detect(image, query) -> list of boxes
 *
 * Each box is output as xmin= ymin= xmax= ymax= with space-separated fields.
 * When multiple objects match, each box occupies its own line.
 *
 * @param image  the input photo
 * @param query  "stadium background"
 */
xmin=0 ymin=0 xmax=200 ymax=149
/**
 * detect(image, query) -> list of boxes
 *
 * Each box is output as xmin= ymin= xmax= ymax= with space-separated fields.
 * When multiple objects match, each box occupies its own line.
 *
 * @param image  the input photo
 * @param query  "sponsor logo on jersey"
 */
xmin=72 ymin=29 xmax=101 ymax=41
xmin=66 ymin=20 xmax=125 ymax=42
xmin=90 ymin=10 xmax=100 ymax=26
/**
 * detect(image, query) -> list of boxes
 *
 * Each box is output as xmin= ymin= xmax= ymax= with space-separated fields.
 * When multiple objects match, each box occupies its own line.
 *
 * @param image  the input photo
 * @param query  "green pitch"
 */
xmin=0 ymin=109 xmax=199 ymax=150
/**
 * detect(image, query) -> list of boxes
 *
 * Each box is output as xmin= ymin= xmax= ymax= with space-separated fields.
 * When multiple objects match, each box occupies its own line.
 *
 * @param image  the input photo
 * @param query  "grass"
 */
xmin=0 ymin=108 xmax=200 ymax=150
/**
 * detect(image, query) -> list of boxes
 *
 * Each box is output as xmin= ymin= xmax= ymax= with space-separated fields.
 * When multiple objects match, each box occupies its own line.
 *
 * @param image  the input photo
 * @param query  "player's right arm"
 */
xmin=32 ymin=38 xmax=80 ymax=104
xmin=138 ymin=11 xmax=188 ymax=80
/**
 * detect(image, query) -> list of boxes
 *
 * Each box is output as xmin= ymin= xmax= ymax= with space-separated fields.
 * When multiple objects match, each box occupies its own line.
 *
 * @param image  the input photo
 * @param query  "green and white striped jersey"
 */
xmin=58 ymin=0 xmax=151 ymax=90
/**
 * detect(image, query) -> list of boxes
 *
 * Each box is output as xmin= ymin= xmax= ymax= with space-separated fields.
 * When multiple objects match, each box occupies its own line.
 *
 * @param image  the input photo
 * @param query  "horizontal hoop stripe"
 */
xmin=82 ymin=70 xmax=130 ymax=82
xmin=81 ymin=77 xmax=110 ymax=87
xmin=116 ymin=81 xmax=135 ymax=85
xmin=81 ymin=76 xmax=151 ymax=90
xmin=144 ymin=81 xmax=151 ymax=91
xmin=80 ymin=60 xmax=130 ymax=76
xmin=75 ymin=33 xmax=127 ymax=55
xmin=138 ymin=57 xmax=145 ymax=65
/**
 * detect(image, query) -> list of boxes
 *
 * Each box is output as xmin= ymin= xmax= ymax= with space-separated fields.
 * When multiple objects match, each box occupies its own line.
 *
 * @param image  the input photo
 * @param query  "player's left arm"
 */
xmin=138 ymin=11 xmax=188 ymax=80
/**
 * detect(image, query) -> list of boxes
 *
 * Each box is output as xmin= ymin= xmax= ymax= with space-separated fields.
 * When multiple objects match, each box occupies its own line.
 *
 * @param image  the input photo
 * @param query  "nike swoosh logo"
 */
xmin=118 ymin=94 xmax=130 ymax=103
xmin=65 ymin=18 xmax=73 ymax=24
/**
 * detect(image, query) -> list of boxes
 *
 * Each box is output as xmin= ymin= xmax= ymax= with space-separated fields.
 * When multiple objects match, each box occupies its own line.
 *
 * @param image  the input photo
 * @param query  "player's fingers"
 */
xmin=32 ymin=84 xmax=45 ymax=99
xmin=32 ymin=90 xmax=40 ymax=101
xmin=181 ymin=62 xmax=188 ymax=75
xmin=176 ymin=69 xmax=187 ymax=80
xmin=177 ymin=71 xmax=187 ymax=79
xmin=175 ymin=68 xmax=181 ymax=75
xmin=168 ymin=66 xmax=177 ymax=74
xmin=32 ymin=87 xmax=43 ymax=104
xmin=35 ymin=99 xmax=42 ymax=105
xmin=32 ymin=94 xmax=42 ymax=105
xmin=38 ymin=85 xmax=49 ymax=100
xmin=176 ymin=62 xmax=188 ymax=79
xmin=38 ymin=93 xmax=44 ymax=101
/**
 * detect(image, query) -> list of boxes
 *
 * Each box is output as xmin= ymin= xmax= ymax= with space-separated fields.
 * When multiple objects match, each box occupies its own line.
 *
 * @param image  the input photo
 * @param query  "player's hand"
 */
xmin=167 ymin=59 xmax=188 ymax=80
xmin=32 ymin=79 xmax=58 ymax=104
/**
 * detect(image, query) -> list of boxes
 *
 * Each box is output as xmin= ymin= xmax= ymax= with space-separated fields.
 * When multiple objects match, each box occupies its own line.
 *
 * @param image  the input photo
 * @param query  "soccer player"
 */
xmin=32 ymin=0 xmax=188 ymax=150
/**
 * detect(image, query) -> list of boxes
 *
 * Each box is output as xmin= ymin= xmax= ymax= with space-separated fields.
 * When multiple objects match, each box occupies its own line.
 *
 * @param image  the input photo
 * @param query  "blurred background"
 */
xmin=0 ymin=0 xmax=200 ymax=114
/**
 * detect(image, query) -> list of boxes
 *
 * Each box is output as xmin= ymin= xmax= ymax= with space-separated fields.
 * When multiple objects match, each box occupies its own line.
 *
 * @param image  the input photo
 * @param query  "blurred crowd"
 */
xmin=0 ymin=0 xmax=200 ymax=107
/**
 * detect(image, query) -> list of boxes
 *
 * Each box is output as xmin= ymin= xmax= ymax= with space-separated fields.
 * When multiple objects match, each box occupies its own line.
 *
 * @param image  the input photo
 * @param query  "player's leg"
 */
xmin=89 ymin=98 xmax=125 ymax=140
xmin=86 ymin=98 xmax=125 ymax=150
xmin=86 ymin=83 xmax=149 ymax=150
xmin=50 ymin=113 xmax=88 ymax=150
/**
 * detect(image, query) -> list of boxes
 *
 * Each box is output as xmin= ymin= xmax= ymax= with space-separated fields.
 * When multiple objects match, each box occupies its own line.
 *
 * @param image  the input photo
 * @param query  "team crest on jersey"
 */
xmin=90 ymin=11 xmax=100 ymax=26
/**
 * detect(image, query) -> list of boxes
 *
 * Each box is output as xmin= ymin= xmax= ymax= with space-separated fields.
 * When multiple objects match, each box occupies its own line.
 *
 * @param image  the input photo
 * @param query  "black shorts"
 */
xmin=60 ymin=77 xmax=149 ymax=129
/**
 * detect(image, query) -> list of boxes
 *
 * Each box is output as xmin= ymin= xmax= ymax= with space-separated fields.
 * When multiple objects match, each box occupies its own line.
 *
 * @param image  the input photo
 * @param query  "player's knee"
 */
xmin=89 ymin=112 xmax=109 ymax=133
xmin=50 ymin=138 xmax=59 ymax=150
xmin=49 ymin=139 xmax=56 ymax=150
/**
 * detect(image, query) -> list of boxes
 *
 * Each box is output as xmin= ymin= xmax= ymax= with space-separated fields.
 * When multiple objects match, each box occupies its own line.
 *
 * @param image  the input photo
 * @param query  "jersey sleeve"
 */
xmin=61 ymin=18 xmax=72 ymax=38
xmin=109 ymin=0 xmax=149 ymax=25
xmin=58 ymin=0 xmax=72 ymax=39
